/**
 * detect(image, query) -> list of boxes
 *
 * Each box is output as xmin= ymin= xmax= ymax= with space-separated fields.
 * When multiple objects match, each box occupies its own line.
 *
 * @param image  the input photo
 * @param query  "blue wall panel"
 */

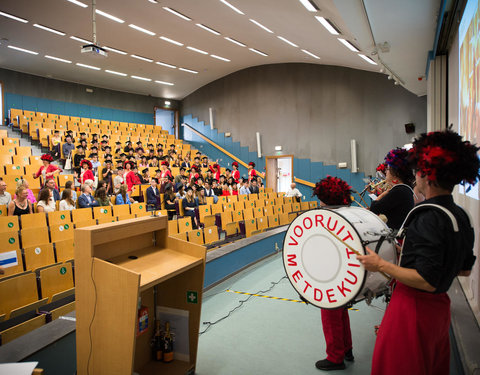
xmin=22 ymin=96 xmax=36 ymax=111
xmin=37 ymin=98 xmax=52 ymax=113
xmin=310 ymin=162 xmax=324 ymax=182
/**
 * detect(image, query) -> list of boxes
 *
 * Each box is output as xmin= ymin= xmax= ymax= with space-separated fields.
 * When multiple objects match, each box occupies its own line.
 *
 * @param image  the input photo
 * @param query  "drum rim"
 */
xmin=282 ymin=207 xmax=368 ymax=309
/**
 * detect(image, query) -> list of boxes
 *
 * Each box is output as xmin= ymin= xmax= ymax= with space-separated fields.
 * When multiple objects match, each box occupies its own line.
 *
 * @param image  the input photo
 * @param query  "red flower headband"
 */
xmin=80 ymin=159 xmax=92 ymax=169
xmin=313 ymin=176 xmax=352 ymax=206
xmin=376 ymin=163 xmax=386 ymax=174
xmin=248 ymin=162 xmax=255 ymax=167
xmin=161 ymin=161 xmax=169 ymax=166
xmin=384 ymin=148 xmax=409 ymax=170
xmin=41 ymin=154 xmax=53 ymax=162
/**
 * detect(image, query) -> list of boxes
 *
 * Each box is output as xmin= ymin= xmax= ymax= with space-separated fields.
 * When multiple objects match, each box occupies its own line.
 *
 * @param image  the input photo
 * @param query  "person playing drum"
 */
xmin=357 ymin=129 xmax=478 ymax=375
xmin=313 ymin=176 xmax=355 ymax=371
xmin=370 ymin=148 xmax=415 ymax=231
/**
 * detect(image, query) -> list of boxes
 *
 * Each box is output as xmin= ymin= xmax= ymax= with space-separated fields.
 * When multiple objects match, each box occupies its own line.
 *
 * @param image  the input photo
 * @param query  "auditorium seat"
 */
xmin=0 ymin=154 xmax=12 ymax=165
xmin=267 ymin=215 xmax=280 ymax=228
xmin=219 ymin=211 xmax=233 ymax=230
xmin=20 ymin=227 xmax=50 ymax=248
xmin=233 ymin=209 xmax=244 ymax=221
xmin=0 ymin=249 xmax=24 ymax=278
xmin=199 ymin=205 xmax=212 ymax=223
xmin=2 ymin=138 xmax=20 ymax=147
xmin=178 ymin=217 xmax=193 ymax=232
xmin=204 ymin=226 xmax=219 ymax=244
xmin=0 ymin=272 xmax=39 ymax=319
xmin=253 ymin=207 xmax=264 ymax=218
xmin=0 ymin=231 xmax=20 ymax=252
xmin=0 ymin=205 xmax=7 ymax=216
xmin=257 ymin=216 xmax=268 ymax=231
xmin=283 ymin=203 xmax=293 ymax=213
xmin=48 ymin=210 xmax=72 ymax=226
xmin=211 ymin=203 xmax=223 ymax=215
xmin=243 ymin=208 xmax=254 ymax=221
xmin=309 ymin=201 xmax=318 ymax=209
xmin=244 ymin=218 xmax=257 ymax=237
xmin=71 ymin=207 xmax=93 ymax=222
xmin=0 ymin=216 xmax=19 ymax=233
xmin=54 ymin=239 xmax=74 ymax=262
xmin=131 ymin=203 xmax=149 ymax=217
xmin=170 ymin=232 xmax=187 ymax=241
xmin=39 ymin=263 xmax=74 ymax=302
xmin=57 ymin=174 xmax=74 ymax=188
xmin=93 ymin=206 xmax=113 ymax=220
xmin=292 ymin=203 xmax=301 ymax=212
xmin=187 ymin=229 xmax=204 ymax=245
xmin=50 ymin=221 xmax=74 ymax=242
xmin=20 ymin=212 xmax=47 ymax=229
xmin=168 ymin=220 xmax=179 ymax=235
xmin=23 ymin=243 xmax=55 ymax=271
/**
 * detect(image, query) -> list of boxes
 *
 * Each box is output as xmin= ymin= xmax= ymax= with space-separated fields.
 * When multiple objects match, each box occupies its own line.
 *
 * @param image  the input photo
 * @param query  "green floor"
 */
xmin=196 ymin=253 xmax=387 ymax=374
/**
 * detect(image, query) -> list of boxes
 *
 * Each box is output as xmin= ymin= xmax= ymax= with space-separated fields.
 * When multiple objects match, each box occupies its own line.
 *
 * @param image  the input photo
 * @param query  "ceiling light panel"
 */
xmin=160 ymin=36 xmax=184 ymax=46
xmin=128 ymin=24 xmax=155 ymax=36
xmin=337 ymin=38 xmax=359 ymax=52
xmin=179 ymin=68 xmax=198 ymax=74
xmin=8 ymin=45 xmax=38 ymax=55
xmin=277 ymin=36 xmax=298 ymax=48
xmin=45 ymin=55 xmax=72 ymax=63
xmin=301 ymin=49 xmax=320 ymax=59
xmin=102 ymin=46 xmax=127 ymax=55
xmin=106 ymin=70 xmax=127 ymax=76
xmin=248 ymin=48 xmax=268 ymax=56
xmin=162 ymin=7 xmax=191 ymax=21
xmin=95 ymin=9 xmax=125 ymax=23
xmin=249 ymin=19 xmax=273 ymax=33
xmin=224 ymin=37 xmax=246 ymax=47
xmin=66 ymin=0 xmax=88 ymax=8
xmin=219 ymin=0 xmax=244 ymax=15
xmin=315 ymin=16 xmax=340 ymax=35
xmin=211 ymin=55 xmax=230 ymax=62
xmin=132 ymin=75 xmax=152 ymax=81
xmin=0 ymin=11 xmax=28 ymax=23
xmin=358 ymin=54 xmax=377 ymax=65
xmin=76 ymin=63 xmax=101 ymax=70
xmin=298 ymin=0 xmax=319 ymax=12
xmin=196 ymin=24 xmax=221 ymax=35
xmin=155 ymin=80 xmax=174 ymax=86
xmin=131 ymin=54 xmax=153 ymax=62
xmin=33 ymin=24 xmax=66 ymax=36
xmin=187 ymin=46 xmax=208 ymax=55
xmin=156 ymin=61 xmax=177 ymax=69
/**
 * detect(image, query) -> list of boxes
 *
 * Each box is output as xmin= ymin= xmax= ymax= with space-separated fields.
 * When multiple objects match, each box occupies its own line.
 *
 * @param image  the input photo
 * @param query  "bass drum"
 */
xmin=283 ymin=207 xmax=396 ymax=309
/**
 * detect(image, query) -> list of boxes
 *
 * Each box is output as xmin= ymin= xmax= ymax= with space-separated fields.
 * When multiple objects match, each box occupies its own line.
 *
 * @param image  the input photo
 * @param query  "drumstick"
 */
xmin=324 ymin=227 xmax=391 ymax=280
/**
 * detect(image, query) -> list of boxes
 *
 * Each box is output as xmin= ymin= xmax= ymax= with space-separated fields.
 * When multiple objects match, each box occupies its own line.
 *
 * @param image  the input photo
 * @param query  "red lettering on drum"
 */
xmin=345 ymin=248 xmax=356 ymax=259
xmin=292 ymin=270 xmax=303 ymax=283
xmin=336 ymin=225 xmax=345 ymax=236
xmin=287 ymin=254 xmax=297 ymax=266
xmin=303 ymin=281 xmax=312 ymax=293
xmin=344 ymin=270 xmax=358 ymax=285
xmin=288 ymin=236 xmax=298 ymax=246
xmin=326 ymin=217 xmax=338 ymax=231
xmin=314 ymin=288 xmax=323 ymax=301
xmin=294 ymin=225 xmax=303 ymax=238
xmin=337 ymin=281 xmax=352 ymax=297
xmin=326 ymin=289 xmax=337 ymax=303
xmin=303 ymin=216 xmax=313 ymax=230
xmin=342 ymin=231 xmax=354 ymax=243
xmin=315 ymin=214 xmax=324 ymax=228
xmin=347 ymin=263 xmax=360 ymax=268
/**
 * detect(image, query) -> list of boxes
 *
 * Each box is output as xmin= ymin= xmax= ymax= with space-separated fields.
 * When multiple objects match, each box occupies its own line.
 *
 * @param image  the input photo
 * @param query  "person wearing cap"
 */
xmin=358 ymin=129 xmax=479 ymax=375
xmin=182 ymin=186 xmax=199 ymax=229
xmin=138 ymin=156 xmax=148 ymax=169
xmin=181 ymin=156 xmax=191 ymax=169
xmin=201 ymin=156 xmax=209 ymax=169
xmin=149 ymin=155 xmax=159 ymax=168
xmin=62 ymin=134 xmax=75 ymax=167
xmin=91 ymin=133 xmax=99 ymax=143
xmin=73 ymin=145 xmax=86 ymax=176
xmin=90 ymin=153 xmax=101 ymax=175
xmin=209 ymin=162 xmax=221 ymax=181
xmin=248 ymin=162 xmax=257 ymax=182
xmin=225 ymin=169 xmax=232 ymax=181
xmin=204 ymin=181 xmax=218 ymax=203
xmin=193 ymin=156 xmax=201 ymax=168
xmin=140 ymin=168 xmax=150 ymax=184
xmin=101 ymin=160 xmax=114 ymax=195
xmin=232 ymin=161 xmax=240 ymax=183
xmin=174 ymin=167 xmax=186 ymax=185
xmin=114 ymin=142 xmax=122 ymax=155
xmin=79 ymin=132 xmax=87 ymax=141
xmin=212 ymin=179 xmax=223 ymax=196
xmin=80 ymin=160 xmax=95 ymax=185
xmin=313 ymin=176 xmax=355 ymax=371
xmin=370 ymin=148 xmax=415 ymax=231
xmin=33 ymin=154 xmax=62 ymax=187
xmin=189 ymin=165 xmax=200 ymax=184
xmin=124 ymin=141 xmax=133 ymax=153
xmin=51 ymin=130 xmax=62 ymax=159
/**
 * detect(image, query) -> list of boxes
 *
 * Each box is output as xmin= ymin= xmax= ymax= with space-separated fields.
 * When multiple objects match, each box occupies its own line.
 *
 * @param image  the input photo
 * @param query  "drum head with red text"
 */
xmin=283 ymin=208 xmax=366 ymax=309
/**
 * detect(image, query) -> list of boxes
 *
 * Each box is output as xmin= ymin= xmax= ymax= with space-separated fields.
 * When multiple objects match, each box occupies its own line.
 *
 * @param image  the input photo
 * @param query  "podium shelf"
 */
xmin=107 ymin=247 xmax=203 ymax=291
xmin=139 ymin=359 xmax=193 ymax=374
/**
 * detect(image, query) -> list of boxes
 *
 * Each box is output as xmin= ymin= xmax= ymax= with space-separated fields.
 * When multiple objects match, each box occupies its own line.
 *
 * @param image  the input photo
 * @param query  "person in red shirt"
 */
xmin=124 ymin=161 xmax=138 ymax=192
xmin=80 ymin=159 xmax=95 ymax=185
xmin=160 ymin=161 xmax=172 ymax=180
xmin=189 ymin=165 xmax=200 ymax=184
xmin=232 ymin=162 xmax=240 ymax=183
xmin=209 ymin=163 xmax=221 ymax=181
xmin=33 ymin=154 xmax=62 ymax=188
xmin=248 ymin=162 xmax=257 ymax=182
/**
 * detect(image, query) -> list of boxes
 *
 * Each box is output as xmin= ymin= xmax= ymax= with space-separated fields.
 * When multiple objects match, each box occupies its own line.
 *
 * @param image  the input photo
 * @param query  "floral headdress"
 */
xmin=313 ymin=176 xmax=352 ymax=206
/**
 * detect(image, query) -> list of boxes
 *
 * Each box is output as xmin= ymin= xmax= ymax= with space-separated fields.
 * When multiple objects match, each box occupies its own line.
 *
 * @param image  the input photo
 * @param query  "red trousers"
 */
xmin=372 ymin=282 xmax=450 ymax=375
xmin=321 ymin=308 xmax=352 ymax=363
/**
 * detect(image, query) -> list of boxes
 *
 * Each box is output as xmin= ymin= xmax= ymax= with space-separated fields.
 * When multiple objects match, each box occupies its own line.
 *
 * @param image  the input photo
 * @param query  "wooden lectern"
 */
xmin=75 ymin=216 xmax=206 ymax=374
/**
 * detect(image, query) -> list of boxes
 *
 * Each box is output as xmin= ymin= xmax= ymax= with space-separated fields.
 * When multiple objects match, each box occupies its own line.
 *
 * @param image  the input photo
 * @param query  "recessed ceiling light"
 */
xmin=249 ymin=19 xmax=273 ymax=33
xmin=8 ymin=45 xmax=38 ymax=55
xmin=128 ymin=24 xmax=155 ymax=36
xmin=156 ymin=61 xmax=177 ymax=69
xmin=155 ymin=80 xmax=174 ymax=86
xmin=106 ymin=70 xmax=127 ymax=76
xmin=131 ymin=54 xmax=153 ymax=62
xmin=315 ymin=16 xmax=340 ymax=35
xmin=165 ymin=100 xmax=171 ymax=105
xmin=76 ymin=63 xmax=101 ymax=70
xmin=162 ymin=7 xmax=191 ymax=21
xmin=131 ymin=75 xmax=152 ymax=81
xmin=277 ymin=36 xmax=298 ymax=48
xmin=219 ymin=0 xmax=244 ymax=15
xmin=196 ymin=24 xmax=221 ymax=35
xmin=95 ymin=9 xmax=125 ymax=23
xmin=45 ymin=55 xmax=71 ymax=63
xmin=224 ymin=37 xmax=246 ymax=48
xmin=102 ymin=46 xmax=127 ymax=55
xmin=159 ymin=36 xmax=183 ymax=46
xmin=70 ymin=35 xmax=92 ymax=44
xmin=0 ymin=11 xmax=28 ymax=23
xmin=211 ymin=54 xmax=230 ymax=62
xmin=248 ymin=48 xmax=268 ymax=57
xmin=298 ymin=0 xmax=319 ymax=12
xmin=301 ymin=49 xmax=320 ymax=59
xmin=337 ymin=38 xmax=359 ymax=52
xmin=66 ymin=0 xmax=88 ymax=8
xmin=33 ymin=24 xmax=66 ymax=36
xmin=187 ymin=46 xmax=208 ymax=55
xmin=179 ymin=68 xmax=198 ymax=74
xmin=358 ymin=54 xmax=377 ymax=65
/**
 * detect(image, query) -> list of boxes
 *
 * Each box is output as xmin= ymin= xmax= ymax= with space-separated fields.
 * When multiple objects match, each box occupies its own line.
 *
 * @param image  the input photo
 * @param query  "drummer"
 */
xmin=312 ymin=176 xmax=355 ymax=371
xmin=357 ymin=129 xmax=478 ymax=375
xmin=370 ymin=148 xmax=415 ymax=231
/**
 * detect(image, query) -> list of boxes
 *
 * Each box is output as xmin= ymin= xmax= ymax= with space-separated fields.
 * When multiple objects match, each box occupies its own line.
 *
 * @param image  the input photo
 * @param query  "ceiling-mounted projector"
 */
xmin=81 ymin=44 xmax=108 ymax=57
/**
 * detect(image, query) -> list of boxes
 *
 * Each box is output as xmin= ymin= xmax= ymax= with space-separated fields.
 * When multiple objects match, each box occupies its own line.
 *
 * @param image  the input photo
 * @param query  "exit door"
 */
xmin=265 ymin=156 xmax=293 ymax=193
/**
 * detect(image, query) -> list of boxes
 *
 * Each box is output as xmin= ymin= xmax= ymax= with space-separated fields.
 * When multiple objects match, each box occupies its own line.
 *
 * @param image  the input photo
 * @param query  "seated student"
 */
xmin=176 ymin=184 xmax=186 ymax=199
xmin=204 ymin=181 xmax=218 ymax=203
xmin=78 ymin=184 xmax=100 ymax=208
xmin=8 ymin=185 xmax=33 ymax=216
xmin=163 ymin=185 xmax=177 ymax=219
xmin=146 ymin=178 xmax=161 ymax=211
xmin=116 ymin=184 xmax=133 ymax=205
xmin=63 ymin=180 xmax=77 ymax=202
xmin=42 ymin=178 xmax=61 ymax=202
xmin=249 ymin=179 xmax=260 ymax=194
xmin=51 ymin=130 xmax=62 ymax=159
xmin=0 ymin=178 xmax=12 ymax=206
xmin=59 ymin=188 xmax=76 ymax=211
xmin=239 ymin=179 xmax=251 ymax=195
xmin=196 ymin=187 xmax=207 ymax=205
xmin=37 ymin=188 xmax=56 ymax=213
xmin=231 ymin=183 xmax=239 ymax=195
xmin=212 ymin=179 xmax=223 ymax=196
xmin=285 ymin=182 xmax=302 ymax=202
xmin=182 ymin=186 xmax=199 ymax=229
xmin=14 ymin=178 xmax=37 ymax=203
xmin=95 ymin=187 xmax=112 ymax=207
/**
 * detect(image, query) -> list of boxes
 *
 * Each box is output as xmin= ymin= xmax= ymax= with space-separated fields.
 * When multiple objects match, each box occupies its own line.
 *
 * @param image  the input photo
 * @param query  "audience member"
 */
xmin=182 ymin=186 xmax=199 ymax=229
xmin=116 ymin=184 xmax=133 ymax=205
xmin=43 ymin=178 xmax=61 ymax=201
xmin=249 ymin=179 xmax=260 ymax=194
xmin=33 ymin=154 xmax=62 ymax=187
xmin=37 ymin=188 xmax=56 ymax=213
xmin=176 ymin=185 xmax=186 ymax=199
xmin=204 ymin=181 xmax=218 ymax=203
xmin=197 ymin=188 xmax=207 ymax=205
xmin=80 ymin=159 xmax=95 ymax=185
xmin=239 ymin=179 xmax=251 ymax=195
xmin=0 ymin=179 xmax=12 ymax=206
xmin=8 ymin=186 xmax=32 ymax=216
xmin=113 ymin=167 xmax=125 ymax=194
xmin=63 ymin=180 xmax=77 ymax=202
xmin=51 ymin=130 xmax=62 ymax=159
xmin=101 ymin=160 xmax=114 ymax=194
xmin=59 ymin=189 xmax=76 ymax=211
xmin=285 ymin=182 xmax=302 ymax=202
xmin=14 ymin=178 xmax=37 ymax=203
xmin=146 ymin=178 xmax=161 ymax=211
xmin=163 ymin=184 xmax=177 ymax=219
xmin=62 ymin=135 xmax=75 ymax=168
xmin=78 ymin=184 xmax=99 ymax=208
xmin=95 ymin=187 xmax=112 ymax=207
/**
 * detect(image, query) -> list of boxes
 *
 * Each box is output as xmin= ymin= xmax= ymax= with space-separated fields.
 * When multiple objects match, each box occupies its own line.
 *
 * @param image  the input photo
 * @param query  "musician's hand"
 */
xmin=356 ymin=247 xmax=384 ymax=272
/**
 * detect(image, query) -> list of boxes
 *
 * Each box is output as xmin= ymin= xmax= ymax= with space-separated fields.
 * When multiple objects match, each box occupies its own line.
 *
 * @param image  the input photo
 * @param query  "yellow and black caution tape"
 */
xmin=225 ymin=289 xmax=359 ymax=311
